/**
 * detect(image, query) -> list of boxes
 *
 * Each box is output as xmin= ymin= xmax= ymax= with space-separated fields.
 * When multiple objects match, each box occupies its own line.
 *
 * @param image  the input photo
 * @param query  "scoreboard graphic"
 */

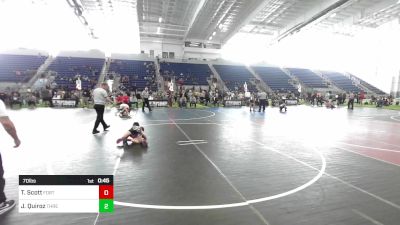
xmin=19 ymin=175 xmax=114 ymax=213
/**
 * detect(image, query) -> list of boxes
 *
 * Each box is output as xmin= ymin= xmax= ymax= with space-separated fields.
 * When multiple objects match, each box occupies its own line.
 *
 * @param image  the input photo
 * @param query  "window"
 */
xmin=162 ymin=52 xmax=168 ymax=58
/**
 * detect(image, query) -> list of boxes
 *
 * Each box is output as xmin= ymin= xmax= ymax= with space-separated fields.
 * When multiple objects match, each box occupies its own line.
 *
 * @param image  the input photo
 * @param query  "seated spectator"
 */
xmin=179 ymin=95 xmax=187 ymax=108
xmin=27 ymin=94 xmax=37 ymax=108
xmin=190 ymin=95 xmax=197 ymax=108
xmin=376 ymin=98 xmax=384 ymax=108
xmin=10 ymin=92 xmax=22 ymax=108
xmin=116 ymin=93 xmax=129 ymax=105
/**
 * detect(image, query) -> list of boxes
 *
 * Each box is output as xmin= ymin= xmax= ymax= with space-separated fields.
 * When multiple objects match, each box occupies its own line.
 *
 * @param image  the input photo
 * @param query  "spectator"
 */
xmin=189 ymin=95 xmax=197 ymax=108
xmin=82 ymin=88 xmax=91 ymax=107
xmin=179 ymin=94 xmax=187 ymax=108
xmin=10 ymin=92 xmax=22 ymax=108
xmin=27 ymin=94 xmax=37 ymax=108
xmin=348 ymin=92 xmax=355 ymax=110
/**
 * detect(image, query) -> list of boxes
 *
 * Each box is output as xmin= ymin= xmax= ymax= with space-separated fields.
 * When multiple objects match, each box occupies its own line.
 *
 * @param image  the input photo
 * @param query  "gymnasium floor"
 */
xmin=0 ymin=105 xmax=399 ymax=225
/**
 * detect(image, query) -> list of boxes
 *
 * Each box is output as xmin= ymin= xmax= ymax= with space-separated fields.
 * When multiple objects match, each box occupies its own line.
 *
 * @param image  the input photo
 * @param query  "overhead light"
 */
xmin=157 ymin=27 xmax=161 ymax=34
xmin=330 ymin=13 xmax=337 ymax=18
xmin=212 ymin=31 xmax=216 ymax=36
xmin=159 ymin=17 xmax=162 ymax=23
xmin=209 ymin=36 xmax=212 ymax=40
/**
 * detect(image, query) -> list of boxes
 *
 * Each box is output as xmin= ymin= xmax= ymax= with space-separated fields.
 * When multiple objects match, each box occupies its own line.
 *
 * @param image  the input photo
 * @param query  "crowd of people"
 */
xmin=304 ymin=91 xmax=397 ymax=109
xmin=159 ymin=62 xmax=208 ymax=86
xmin=0 ymin=86 xmax=86 ymax=108
xmin=116 ymin=61 xmax=157 ymax=92
xmin=0 ymin=83 xmax=396 ymax=111
xmin=0 ymin=80 xmax=397 ymax=111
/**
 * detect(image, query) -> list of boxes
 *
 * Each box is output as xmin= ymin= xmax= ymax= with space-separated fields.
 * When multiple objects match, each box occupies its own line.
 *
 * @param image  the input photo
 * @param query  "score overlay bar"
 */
xmin=19 ymin=175 xmax=114 ymax=213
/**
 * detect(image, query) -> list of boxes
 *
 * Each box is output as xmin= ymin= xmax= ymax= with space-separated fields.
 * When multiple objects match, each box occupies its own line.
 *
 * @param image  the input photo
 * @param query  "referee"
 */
xmin=258 ymin=91 xmax=267 ymax=112
xmin=141 ymin=87 xmax=152 ymax=112
xmin=92 ymin=83 xmax=111 ymax=134
xmin=0 ymin=99 xmax=20 ymax=214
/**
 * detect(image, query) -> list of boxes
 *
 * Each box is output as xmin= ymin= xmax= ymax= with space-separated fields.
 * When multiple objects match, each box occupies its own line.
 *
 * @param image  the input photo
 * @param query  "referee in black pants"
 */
xmin=258 ymin=91 xmax=267 ymax=112
xmin=141 ymin=87 xmax=152 ymax=112
xmin=92 ymin=83 xmax=111 ymax=134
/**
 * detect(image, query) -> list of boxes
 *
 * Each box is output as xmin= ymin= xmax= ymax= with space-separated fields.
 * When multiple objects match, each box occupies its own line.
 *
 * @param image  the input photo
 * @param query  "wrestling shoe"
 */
xmin=92 ymin=130 xmax=100 ymax=134
xmin=0 ymin=200 xmax=16 ymax=216
xmin=104 ymin=125 xmax=110 ymax=131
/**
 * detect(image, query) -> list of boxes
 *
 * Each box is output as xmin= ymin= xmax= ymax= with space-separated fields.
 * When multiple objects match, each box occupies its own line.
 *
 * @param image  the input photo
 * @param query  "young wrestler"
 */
xmin=118 ymin=103 xmax=131 ymax=118
xmin=116 ymin=122 xmax=148 ymax=147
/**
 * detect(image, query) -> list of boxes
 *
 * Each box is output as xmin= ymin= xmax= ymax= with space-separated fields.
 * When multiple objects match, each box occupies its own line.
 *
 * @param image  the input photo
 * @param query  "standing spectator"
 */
xmin=337 ymin=94 xmax=342 ymax=106
xmin=82 ymin=88 xmax=91 ymax=107
xmin=41 ymin=87 xmax=53 ymax=107
xmin=325 ymin=92 xmax=330 ymax=101
xmin=249 ymin=92 xmax=255 ymax=112
xmin=342 ymin=93 xmax=346 ymax=105
xmin=141 ymin=87 xmax=152 ymax=112
xmin=130 ymin=92 xmax=139 ymax=109
xmin=167 ymin=91 xmax=173 ymax=108
xmin=348 ymin=92 xmax=355 ymax=110
xmin=258 ymin=91 xmax=267 ymax=112
xmin=359 ymin=91 xmax=365 ymax=104
xmin=0 ymin=99 xmax=21 ymax=215
xmin=213 ymin=91 xmax=219 ymax=107
xmin=92 ymin=83 xmax=111 ymax=134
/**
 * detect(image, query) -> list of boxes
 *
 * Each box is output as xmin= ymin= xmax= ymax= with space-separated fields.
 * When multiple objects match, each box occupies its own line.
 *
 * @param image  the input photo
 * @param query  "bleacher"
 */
xmin=213 ymin=64 xmax=257 ymax=92
xmin=160 ymin=62 xmax=210 ymax=86
xmin=252 ymin=66 xmax=297 ymax=93
xmin=322 ymin=71 xmax=361 ymax=93
xmin=109 ymin=59 xmax=157 ymax=91
xmin=0 ymin=54 xmax=47 ymax=82
xmin=287 ymin=68 xmax=328 ymax=88
xmin=47 ymin=56 xmax=104 ymax=90
xmin=349 ymin=74 xmax=386 ymax=95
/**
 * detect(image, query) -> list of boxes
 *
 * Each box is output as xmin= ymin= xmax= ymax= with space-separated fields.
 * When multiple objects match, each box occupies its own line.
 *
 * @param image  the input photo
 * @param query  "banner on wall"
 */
xmin=52 ymin=99 xmax=77 ymax=108
xmin=149 ymin=100 xmax=168 ymax=107
xmin=224 ymin=100 xmax=242 ymax=107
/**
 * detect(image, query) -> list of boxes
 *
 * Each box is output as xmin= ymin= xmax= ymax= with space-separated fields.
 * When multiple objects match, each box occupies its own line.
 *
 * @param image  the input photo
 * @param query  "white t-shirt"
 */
xmin=93 ymin=88 xmax=108 ymax=105
xmin=258 ymin=92 xmax=267 ymax=100
xmin=0 ymin=100 xmax=8 ymax=118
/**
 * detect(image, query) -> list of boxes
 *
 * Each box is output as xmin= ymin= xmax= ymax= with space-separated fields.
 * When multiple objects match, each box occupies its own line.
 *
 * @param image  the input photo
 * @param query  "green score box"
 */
xmin=99 ymin=199 xmax=114 ymax=213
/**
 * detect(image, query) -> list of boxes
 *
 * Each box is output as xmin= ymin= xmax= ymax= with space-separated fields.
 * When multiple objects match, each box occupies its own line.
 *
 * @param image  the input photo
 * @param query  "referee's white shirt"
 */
xmin=93 ymin=88 xmax=108 ymax=105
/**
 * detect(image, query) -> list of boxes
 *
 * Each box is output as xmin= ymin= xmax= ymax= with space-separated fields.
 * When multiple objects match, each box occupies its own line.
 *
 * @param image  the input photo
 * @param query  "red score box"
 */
xmin=99 ymin=185 xmax=114 ymax=199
